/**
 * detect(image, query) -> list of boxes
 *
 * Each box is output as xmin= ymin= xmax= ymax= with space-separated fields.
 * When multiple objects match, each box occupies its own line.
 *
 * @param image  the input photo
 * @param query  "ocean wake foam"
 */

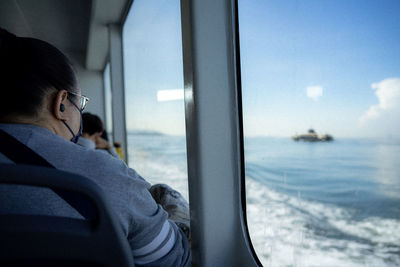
xmin=246 ymin=178 xmax=400 ymax=267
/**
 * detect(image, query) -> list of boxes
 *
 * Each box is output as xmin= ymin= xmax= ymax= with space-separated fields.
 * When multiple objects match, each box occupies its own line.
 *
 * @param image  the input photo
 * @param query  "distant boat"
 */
xmin=292 ymin=129 xmax=333 ymax=142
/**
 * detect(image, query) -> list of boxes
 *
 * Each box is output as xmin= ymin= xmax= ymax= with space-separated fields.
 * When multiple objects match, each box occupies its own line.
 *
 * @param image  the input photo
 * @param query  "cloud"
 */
xmin=360 ymin=78 xmax=400 ymax=124
xmin=306 ymin=86 xmax=323 ymax=101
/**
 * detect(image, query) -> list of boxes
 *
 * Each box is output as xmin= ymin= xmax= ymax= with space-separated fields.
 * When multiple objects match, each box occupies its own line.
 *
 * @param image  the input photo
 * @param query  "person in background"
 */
xmin=100 ymin=130 xmax=124 ymax=160
xmin=0 ymin=28 xmax=190 ymax=266
xmin=77 ymin=112 xmax=120 ymax=159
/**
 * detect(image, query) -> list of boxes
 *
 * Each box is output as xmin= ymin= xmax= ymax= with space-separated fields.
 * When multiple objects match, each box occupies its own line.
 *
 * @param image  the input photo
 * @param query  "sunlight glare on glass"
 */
xmin=157 ymin=89 xmax=184 ymax=102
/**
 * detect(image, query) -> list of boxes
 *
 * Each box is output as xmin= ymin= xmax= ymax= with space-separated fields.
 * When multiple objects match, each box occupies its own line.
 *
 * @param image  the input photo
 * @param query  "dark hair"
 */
xmin=0 ymin=28 xmax=78 ymax=118
xmin=82 ymin=113 xmax=104 ymax=135
xmin=100 ymin=130 xmax=109 ymax=141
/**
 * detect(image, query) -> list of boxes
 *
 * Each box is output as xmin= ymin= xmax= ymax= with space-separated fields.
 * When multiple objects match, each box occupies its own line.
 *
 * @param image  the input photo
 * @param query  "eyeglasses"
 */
xmin=67 ymin=91 xmax=90 ymax=111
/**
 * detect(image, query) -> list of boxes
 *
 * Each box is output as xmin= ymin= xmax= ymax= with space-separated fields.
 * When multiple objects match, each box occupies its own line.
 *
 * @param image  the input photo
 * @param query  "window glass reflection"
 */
xmin=103 ymin=63 xmax=113 ymax=144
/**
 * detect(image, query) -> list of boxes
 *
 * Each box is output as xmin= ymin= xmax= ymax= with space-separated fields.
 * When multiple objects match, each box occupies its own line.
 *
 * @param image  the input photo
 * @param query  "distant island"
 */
xmin=128 ymin=129 xmax=165 ymax=136
xmin=292 ymin=129 xmax=333 ymax=142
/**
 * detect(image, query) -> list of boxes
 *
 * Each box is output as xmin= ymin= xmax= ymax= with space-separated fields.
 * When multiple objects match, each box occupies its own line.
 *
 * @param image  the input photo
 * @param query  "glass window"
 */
xmin=103 ymin=63 xmax=113 ymax=144
xmin=238 ymin=1 xmax=400 ymax=266
xmin=122 ymin=0 xmax=188 ymax=200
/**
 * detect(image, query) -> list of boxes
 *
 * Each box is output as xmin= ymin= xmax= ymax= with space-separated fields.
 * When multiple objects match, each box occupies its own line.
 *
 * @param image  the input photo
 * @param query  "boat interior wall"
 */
xmin=74 ymin=61 xmax=106 ymax=121
xmin=86 ymin=0 xmax=132 ymax=71
xmin=0 ymin=0 xmax=91 ymax=63
xmin=0 ymin=0 xmax=131 ymax=71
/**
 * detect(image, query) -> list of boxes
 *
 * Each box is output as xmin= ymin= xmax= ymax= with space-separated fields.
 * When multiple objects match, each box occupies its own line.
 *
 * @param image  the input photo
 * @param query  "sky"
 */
xmin=123 ymin=0 xmax=184 ymax=135
xmin=122 ymin=0 xmax=400 ymax=138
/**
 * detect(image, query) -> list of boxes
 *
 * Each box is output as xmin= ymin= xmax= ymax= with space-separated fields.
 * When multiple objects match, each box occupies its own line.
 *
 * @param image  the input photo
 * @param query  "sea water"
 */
xmin=128 ymin=134 xmax=400 ymax=266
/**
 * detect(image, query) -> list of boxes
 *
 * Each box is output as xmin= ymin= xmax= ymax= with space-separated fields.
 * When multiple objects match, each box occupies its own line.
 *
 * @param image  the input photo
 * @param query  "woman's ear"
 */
xmin=53 ymin=90 xmax=69 ymax=120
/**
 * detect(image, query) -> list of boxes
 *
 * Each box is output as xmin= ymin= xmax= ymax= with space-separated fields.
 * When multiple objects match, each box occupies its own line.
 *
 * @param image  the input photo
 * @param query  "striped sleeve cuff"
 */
xmin=133 ymin=220 xmax=176 ymax=265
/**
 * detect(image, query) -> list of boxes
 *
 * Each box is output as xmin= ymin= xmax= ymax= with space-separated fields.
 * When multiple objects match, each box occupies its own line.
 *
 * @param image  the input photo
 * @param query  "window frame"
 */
xmin=180 ymin=0 xmax=261 ymax=265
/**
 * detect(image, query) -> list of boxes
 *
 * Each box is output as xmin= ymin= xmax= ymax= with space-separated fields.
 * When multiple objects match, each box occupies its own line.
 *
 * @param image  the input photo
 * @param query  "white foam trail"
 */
xmin=246 ymin=178 xmax=400 ymax=267
xmin=129 ymin=145 xmax=189 ymax=202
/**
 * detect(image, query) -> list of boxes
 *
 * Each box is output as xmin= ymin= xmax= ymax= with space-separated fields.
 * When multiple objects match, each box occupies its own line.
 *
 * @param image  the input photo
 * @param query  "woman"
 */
xmin=0 ymin=28 xmax=190 ymax=266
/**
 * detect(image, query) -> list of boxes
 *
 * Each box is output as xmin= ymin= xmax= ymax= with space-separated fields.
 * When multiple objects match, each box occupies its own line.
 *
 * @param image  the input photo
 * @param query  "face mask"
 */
xmin=62 ymin=97 xmax=83 ymax=143
xmin=62 ymin=115 xmax=82 ymax=143
xmin=72 ymin=120 xmax=83 ymax=143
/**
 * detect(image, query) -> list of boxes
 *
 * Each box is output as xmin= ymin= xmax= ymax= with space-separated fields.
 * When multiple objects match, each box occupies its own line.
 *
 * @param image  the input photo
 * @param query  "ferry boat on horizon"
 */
xmin=292 ymin=129 xmax=334 ymax=142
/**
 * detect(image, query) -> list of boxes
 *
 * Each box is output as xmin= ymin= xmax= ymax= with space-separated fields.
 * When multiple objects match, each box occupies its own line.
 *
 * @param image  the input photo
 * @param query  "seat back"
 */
xmin=0 ymin=163 xmax=134 ymax=267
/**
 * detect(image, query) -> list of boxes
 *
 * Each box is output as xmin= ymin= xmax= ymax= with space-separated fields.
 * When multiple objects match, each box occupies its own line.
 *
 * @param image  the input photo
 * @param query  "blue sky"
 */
xmin=123 ymin=0 xmax=184 ymax=135
xmin=123 ymin=0 xmax=400 ymax=138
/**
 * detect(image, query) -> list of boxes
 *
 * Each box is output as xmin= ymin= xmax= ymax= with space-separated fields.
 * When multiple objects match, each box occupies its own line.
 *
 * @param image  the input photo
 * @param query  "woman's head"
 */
xmin=0 ymin=28 xmax=85 ymax=141
xmin=0 ymin=28 xmax=78 ymax=117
